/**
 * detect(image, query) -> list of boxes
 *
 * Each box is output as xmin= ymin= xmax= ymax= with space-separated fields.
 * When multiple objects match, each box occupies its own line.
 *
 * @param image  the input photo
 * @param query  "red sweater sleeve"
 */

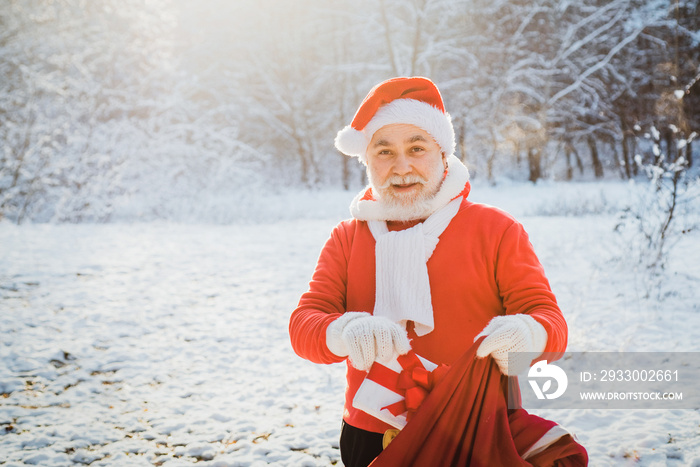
xmin=495 ymin=221 xmax=568 ymax=356
xmin=289 ymin=221 xmax=354 ymax=364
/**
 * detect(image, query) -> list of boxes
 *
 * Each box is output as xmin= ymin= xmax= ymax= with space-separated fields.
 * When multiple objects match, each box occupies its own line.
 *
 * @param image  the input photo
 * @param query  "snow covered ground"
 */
xmin=1 ymin=180 xmax=700 ymax=466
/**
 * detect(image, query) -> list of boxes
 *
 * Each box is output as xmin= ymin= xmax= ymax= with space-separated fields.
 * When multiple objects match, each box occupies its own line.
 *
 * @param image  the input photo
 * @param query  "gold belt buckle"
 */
xmin=382 ymin=428 xmax=400 ymax=449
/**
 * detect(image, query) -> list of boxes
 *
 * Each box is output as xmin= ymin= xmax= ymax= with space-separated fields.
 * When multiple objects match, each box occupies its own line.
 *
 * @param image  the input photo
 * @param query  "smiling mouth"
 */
xmin=392 ymin=183 xmax=420 ymax=190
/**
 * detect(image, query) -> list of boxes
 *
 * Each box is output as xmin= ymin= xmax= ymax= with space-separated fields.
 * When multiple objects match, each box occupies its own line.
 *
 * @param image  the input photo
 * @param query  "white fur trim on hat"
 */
xmin=334 ymin=125 xmax=367 ymax=159
xmin=335 ymin=99 xmax=456 ymax=164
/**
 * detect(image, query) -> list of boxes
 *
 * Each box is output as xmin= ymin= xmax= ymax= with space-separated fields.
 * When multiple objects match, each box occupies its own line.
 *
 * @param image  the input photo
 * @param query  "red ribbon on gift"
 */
xmin=366 ymin=351 xmax=450 ymax=422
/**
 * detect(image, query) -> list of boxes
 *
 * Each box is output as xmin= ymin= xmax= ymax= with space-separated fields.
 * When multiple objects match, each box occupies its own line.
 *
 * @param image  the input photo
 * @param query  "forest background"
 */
xmin=1 ymin=0 xmax=699 ymax=225
xmin=2 ymin=2 xmax=700 ymax=464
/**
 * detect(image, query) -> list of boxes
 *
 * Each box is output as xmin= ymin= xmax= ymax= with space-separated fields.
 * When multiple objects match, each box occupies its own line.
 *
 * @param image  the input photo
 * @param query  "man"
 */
xmin=289 ymin=77 xmax=569 ymax=467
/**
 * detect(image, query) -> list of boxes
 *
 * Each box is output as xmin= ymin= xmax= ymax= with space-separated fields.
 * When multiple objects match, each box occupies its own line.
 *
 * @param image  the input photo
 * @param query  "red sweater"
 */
xmin=289 ymin=194 xmax=567 ymax=433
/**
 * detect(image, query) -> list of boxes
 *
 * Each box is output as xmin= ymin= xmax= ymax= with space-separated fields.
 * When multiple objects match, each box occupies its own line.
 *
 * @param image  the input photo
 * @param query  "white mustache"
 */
xmin=376 ymin=174 xmax=427 ymax=190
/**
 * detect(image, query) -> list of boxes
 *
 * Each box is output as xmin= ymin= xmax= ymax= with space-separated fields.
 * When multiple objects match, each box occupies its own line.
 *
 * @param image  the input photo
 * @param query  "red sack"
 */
xmin=370 ymin=338 xmax=587 ymax=467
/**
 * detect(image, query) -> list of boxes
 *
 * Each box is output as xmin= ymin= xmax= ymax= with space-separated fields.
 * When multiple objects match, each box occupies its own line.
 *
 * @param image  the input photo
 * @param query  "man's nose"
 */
xmin=392 ymin=153 xmax=412 ymax=175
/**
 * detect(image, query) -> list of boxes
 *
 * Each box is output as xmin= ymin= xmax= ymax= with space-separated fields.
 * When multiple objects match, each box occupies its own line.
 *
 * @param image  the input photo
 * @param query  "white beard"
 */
xmin=368 ymin=161 xmax=446 ymax=222
xmin=369 ymin=189 xmax=441 ymax=222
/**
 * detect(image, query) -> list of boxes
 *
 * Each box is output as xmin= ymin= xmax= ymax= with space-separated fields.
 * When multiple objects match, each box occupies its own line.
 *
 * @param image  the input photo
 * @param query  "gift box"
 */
xmin=353 ymin=351 xmax=449 ymax=429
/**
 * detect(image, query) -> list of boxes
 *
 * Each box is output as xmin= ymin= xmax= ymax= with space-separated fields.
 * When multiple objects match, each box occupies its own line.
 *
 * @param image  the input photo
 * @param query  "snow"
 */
xmin=1 ymin=180 xmax=700 ymax=466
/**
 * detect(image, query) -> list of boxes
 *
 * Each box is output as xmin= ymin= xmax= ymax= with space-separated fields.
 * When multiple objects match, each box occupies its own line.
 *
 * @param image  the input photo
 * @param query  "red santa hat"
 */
xmin=335 ymin=77 xmax=456 ymax=164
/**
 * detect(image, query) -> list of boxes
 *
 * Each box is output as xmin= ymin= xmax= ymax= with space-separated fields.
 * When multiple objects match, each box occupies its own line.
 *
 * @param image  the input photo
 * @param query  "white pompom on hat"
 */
xmin=335 ymin=77 xmax=456 ymax=164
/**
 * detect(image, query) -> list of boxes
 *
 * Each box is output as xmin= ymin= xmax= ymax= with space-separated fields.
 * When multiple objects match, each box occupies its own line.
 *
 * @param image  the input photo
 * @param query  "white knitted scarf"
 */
xmin=368 ymin=198 xmax=461 ymax=336
xmin=350 ymin=155 xmax=471 ymax=336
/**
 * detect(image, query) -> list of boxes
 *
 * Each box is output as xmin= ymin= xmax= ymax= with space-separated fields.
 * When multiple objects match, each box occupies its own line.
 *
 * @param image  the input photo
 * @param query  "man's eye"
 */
xmin=411 ymin=146 xmax=425 ymax=152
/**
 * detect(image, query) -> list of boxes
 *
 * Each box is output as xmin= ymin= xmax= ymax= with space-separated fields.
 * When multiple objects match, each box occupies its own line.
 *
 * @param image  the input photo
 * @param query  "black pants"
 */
xmin=340 ymin=421 xmax=385 ymax=467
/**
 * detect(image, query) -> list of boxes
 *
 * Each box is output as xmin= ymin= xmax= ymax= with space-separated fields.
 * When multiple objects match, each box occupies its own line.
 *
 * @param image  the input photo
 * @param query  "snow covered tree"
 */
xmin=1 ymin=0 xmax=697 ymax=221
xmin=0 ymin=0 xmax=181 ymax=222
xmin=615 ymin=125 xmax=698 ymax=298
xmin=606 ymin=0 xmax=700 ymax=178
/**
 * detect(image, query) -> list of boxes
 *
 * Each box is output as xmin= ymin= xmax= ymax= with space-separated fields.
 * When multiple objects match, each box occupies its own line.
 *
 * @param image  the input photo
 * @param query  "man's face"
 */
xmin=366 ymin=124 xmax=446 ymax=208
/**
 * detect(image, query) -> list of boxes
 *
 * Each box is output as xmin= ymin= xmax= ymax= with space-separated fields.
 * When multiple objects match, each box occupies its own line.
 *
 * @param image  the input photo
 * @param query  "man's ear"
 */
xmin=442 ymin=152 xmax=448 ymax=170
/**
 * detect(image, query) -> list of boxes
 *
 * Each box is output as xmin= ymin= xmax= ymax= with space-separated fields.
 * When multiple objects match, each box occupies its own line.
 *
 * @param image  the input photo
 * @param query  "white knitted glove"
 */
xmin=475 ymin=314 xmax=548 ymax=376
xmin=326 ymin=312 xmax=411 ymax=371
